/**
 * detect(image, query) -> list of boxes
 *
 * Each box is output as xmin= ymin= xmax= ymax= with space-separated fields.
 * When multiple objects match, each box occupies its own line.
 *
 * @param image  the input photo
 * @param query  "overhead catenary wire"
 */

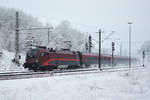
xmin=92 ymin=31 xmax=114 ymax=44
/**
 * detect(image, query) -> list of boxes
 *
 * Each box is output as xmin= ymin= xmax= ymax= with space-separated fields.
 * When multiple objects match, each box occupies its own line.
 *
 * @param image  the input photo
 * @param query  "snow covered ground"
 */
xmin=0 ymin=67 xmax=150 ymax=100
xmin=0 ymin=49 xmax=27 ymax=73
xmin=0 ymin=49 xmax=150 ymax=100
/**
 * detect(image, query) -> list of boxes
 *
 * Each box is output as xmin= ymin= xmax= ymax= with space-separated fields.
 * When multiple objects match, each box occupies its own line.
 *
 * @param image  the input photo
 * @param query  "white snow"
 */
xmin=0 ymin=68 xmax=150 ymax=100
xmin=0 ymin=49 xmax=150 ymax=100
xmin=0 ymin=49 xmax=26 ymax=72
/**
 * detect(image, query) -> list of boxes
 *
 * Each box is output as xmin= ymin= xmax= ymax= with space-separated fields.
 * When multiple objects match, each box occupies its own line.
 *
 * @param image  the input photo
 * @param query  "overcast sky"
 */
xmin=0 ymin=0 xmax=150 ymax=53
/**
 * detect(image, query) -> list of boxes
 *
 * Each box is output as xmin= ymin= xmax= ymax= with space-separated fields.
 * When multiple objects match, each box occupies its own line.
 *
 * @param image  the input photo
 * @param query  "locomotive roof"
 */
xmin=29 ymin=48 xmax=129 ymax=59
xmin=56 ymin=50 xmax=76 ymax=54
xmin=82 ymin=52 xmax=129 ymax=59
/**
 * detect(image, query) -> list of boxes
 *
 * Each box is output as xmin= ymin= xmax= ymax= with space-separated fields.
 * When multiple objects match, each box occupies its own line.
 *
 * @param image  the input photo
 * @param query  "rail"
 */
xmin=0 ymin=66 xmax=146 ymax=80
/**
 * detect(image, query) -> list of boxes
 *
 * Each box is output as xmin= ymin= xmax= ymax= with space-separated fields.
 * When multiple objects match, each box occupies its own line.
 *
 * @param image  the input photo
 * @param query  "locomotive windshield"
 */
xmin=26 ymin=49 xmax=38 ymax=59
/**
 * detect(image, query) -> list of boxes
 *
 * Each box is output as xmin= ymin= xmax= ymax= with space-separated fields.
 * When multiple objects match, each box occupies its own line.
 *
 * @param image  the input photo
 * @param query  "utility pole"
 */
xmin=94 ymin=30 xmax=114 ymax=70
xmin=128 ymin=22 xmax=132 ymax=68
xmin=112 ymin=42 xmax=115 ymax=67
xmin=88 ymin=35 xmax=92 ymax=53
xmin=48 ymin=28 xmax=50 ymax=45
xmin=99 ymin=29 xmax=102 ymax=70
xmin=143 ymin=50 xmax=145 ymax=67
xmin=14 ymin=12 xmax=19 ymax=64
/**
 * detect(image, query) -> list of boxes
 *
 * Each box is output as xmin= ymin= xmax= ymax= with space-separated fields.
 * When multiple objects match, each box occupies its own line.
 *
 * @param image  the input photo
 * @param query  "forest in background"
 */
xmin=0 ymin=7 xmax=87 ymax=53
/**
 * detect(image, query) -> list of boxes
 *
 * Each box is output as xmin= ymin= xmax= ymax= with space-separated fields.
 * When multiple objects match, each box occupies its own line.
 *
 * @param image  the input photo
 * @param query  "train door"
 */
xmin=77 ymin=51 xmax=82 ymax=67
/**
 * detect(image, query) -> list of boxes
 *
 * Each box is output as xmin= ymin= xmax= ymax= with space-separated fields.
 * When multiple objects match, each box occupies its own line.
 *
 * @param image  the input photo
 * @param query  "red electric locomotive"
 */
xmin=23 ymin=46 xmax=129 ymax=71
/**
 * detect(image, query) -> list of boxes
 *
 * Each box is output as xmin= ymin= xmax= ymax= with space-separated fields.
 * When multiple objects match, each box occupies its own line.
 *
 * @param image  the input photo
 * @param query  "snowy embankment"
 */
xmin=0 ymin=49 xmax=26 ymax=72
xmin=0 ymin=67 xmax=150 ymax=100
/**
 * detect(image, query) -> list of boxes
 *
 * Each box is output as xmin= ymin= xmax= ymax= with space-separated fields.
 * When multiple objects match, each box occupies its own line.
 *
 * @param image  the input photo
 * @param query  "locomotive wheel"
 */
xmin=67 ymin=65 xmax=80 ymax=69
xmin=31 ymin=64 xmax=38 ymax=72
xmin=85 ymin=64 xmax=90 ymax=67
xmin=28 ymin=67 xmax=32 ymax=70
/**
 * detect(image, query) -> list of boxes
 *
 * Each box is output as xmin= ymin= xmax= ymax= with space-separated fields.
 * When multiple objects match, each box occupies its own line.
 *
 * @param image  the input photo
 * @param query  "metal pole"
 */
xmin=99 ymin=29 xmax=102 ymax=70
xmin=128 ymin=22 xmax=132 ymax=68
xmin=143 ymin=55 xmax=144 ymax=67
xmin=48 ymin=28 xmax=50 ymax=45
xmin=143 ymin=50 xmax=145 ymax=67
xmin=112 ymin=42 xmax=113 ymax=67
xmin=112 ymin=42 xmax=115 ymax=67
xmin=15 ymin=12 xmax=19 ymax=63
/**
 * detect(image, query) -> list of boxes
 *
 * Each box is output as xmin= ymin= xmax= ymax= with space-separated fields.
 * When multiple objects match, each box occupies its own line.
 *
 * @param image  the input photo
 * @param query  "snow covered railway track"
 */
xmin=0 ymin=71 xmax=33 ymax=75
xmin=54 ymin=67 xmax=146 ymax=77
xmin=0 ymin=68 xmax=97 ymax=80
xmin=0 ymin=72 xmax=54 ymax=80
xmin=0 ymin=67 xmax=146 ymax=80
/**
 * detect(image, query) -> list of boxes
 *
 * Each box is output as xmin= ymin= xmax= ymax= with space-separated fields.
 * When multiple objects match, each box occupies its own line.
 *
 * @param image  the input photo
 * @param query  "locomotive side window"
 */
xmin=40 ymin=52 xmax=49 ymax=57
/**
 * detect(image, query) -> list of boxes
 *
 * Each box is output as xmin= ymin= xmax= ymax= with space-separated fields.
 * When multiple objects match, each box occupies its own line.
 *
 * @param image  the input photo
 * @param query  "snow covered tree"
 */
xmin=0 ymin=7 xmax=87 ymax=53
xmin=49 ymin=20 xmax=87 ymax=51
xmin=0 ymin=7 xmax=42 ymax=52
xmin=140 ymin=40 xmax=150 ymax=59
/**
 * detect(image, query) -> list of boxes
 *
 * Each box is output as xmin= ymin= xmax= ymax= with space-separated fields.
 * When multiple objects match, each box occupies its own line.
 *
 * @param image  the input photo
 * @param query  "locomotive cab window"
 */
xmin=26 ymin=49 xmax=38 ymax=59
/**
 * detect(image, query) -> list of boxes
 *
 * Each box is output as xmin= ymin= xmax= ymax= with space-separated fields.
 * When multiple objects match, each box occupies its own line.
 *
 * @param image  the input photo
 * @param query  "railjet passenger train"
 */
xmin=23 ymin=46 xmax=129 ymax=71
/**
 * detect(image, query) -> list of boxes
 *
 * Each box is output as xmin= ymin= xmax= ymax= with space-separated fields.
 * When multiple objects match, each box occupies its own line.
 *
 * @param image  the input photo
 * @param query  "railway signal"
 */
xmin=88 ymin=35 xmax=92 ymax=53
xmin=85 ymin=42 xmax=88 ymax=52
xmin=112 ymin=42 xmax=115 ymax=67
